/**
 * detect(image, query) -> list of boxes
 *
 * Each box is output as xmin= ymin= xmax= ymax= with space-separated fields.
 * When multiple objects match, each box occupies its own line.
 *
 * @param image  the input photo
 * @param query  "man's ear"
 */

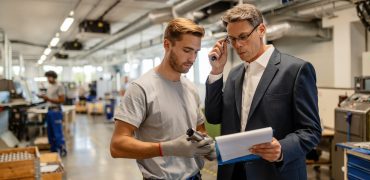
xmin=163 ymin=39 xmax=171 ymax=50
xmin=258 ymin=24 xmax=266 ymax=38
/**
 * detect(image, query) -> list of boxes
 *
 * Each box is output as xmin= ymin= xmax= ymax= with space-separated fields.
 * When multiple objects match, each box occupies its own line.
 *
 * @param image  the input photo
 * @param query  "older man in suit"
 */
xmin=205 ymin=4 xmax=322 ymax=180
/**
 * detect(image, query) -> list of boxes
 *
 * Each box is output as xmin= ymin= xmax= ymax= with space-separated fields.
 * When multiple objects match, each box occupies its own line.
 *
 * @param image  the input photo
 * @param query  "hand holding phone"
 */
xmin=208 ymin=37 xmax=228 ymax=75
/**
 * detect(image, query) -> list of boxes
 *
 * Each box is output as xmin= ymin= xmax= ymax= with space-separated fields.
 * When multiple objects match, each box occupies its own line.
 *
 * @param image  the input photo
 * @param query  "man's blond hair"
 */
xmin=164 ymin=18 xmax=204 ymax=44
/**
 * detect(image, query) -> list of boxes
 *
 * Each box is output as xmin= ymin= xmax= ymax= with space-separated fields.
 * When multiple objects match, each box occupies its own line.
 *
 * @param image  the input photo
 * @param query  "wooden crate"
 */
xmin=34 ymin=137 xmax=50 ymax=151
xmin=87 ymin=102 xmax=104 ymax=115
xmin=40 ymin=153 xmax=64 ymax=180
xmin=40 ymin=153 xmax=59 ymax=164
xmin=75 ymin=103 xmax=87 ymax=113
xmin=42 ymin=172 xmax=63 ymax=180
xmin=0 ymin=146 xmax=40 ymax=180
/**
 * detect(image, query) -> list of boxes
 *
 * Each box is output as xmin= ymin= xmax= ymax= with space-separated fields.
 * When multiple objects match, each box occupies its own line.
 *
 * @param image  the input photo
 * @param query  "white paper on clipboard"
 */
xmin=215 ymin=127 xmax=273 ymax=161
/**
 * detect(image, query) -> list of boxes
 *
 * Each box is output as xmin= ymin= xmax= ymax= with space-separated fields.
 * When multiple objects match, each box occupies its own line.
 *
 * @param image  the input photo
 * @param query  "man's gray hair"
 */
xmin=221 ymin=4 xmax=263 ymax=27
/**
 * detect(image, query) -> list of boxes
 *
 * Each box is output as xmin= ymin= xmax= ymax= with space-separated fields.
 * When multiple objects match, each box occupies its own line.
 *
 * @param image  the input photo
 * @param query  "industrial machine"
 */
xmin=331 ymin=76 xmax=370 ymax=180
xmin=0 ymin=79 xmax=45 ymax=148
xmin=62 ymin=82 xmax=77 ymax=105
xmin=0 ymin=80 xmax=20 ymax=149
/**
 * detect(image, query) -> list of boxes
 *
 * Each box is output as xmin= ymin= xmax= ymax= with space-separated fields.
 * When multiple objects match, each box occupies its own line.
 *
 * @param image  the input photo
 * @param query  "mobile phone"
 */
xmin=210 ymin=37 xmax=228 ymax=61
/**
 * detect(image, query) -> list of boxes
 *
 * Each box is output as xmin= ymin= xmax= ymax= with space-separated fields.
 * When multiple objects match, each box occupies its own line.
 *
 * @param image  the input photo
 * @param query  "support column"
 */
xmin=323 ymin=8 xmax=362 ymax=88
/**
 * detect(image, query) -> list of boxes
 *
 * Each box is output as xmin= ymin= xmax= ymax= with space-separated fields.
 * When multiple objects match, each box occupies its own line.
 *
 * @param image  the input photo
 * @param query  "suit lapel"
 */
xmin=234 ymin=65 xmax=245 ymax=121
xmin=247 ymin=50 xmax=281 ymax=122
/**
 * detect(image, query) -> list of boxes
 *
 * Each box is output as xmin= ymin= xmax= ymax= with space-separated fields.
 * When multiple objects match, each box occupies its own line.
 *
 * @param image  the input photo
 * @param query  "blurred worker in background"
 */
xmin=38 ymin=70 xmax=67 ymax=156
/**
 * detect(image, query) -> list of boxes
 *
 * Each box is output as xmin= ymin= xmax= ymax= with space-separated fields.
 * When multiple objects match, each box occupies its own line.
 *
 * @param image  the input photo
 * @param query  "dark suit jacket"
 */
xmin=205 ymin=49 xmax=322 ymax=180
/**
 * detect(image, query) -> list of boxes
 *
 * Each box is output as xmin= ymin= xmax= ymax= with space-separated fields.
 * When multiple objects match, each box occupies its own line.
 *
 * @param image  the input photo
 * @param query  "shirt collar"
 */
xmin=244 ymin=45 xmax=275 ymax=69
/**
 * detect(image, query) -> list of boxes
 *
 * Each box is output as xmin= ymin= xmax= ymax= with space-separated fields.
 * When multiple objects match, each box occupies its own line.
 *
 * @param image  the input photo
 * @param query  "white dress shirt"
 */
xmin=208 ymin=45 xmax=275 ymax=132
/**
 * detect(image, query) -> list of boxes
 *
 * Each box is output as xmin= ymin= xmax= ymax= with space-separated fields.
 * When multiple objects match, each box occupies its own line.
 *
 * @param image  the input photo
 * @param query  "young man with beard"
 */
xmin=110 ymin=18 xmax=213 ymax=180
xmin=205 ymin=4 xmax=321 ymax=180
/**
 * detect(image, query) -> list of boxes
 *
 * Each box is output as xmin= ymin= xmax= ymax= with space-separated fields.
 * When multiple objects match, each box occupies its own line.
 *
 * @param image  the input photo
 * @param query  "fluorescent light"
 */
xmin=37 ymin=60 xmax=43 ymax=65
xmin=40 ymin=55 xmax=47 ymax=61
xmin=43 ymin=48 xmax=51 ymax=55
xmin=50 ymin=37 xmax=60 ymax=47
xmin=60 ymin=17 xmax=74 ymax=32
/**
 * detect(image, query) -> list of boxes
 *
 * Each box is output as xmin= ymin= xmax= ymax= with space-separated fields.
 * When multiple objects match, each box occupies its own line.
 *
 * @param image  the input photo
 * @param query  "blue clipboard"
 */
xmin=215 ymin=142 xmax=260 ymax=165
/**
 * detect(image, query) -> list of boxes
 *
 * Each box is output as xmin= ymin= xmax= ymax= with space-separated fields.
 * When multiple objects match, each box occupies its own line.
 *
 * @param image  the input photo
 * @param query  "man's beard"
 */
xmin=169 ymin=50 xmax=191 ymax=73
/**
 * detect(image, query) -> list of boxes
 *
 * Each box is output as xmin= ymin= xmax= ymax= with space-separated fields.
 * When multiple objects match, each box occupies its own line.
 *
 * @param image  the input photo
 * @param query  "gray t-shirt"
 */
xmin=46 ymin=83 xmax=65 ymax=105
xmin=114 ymin=70 xmax=205 ymax=179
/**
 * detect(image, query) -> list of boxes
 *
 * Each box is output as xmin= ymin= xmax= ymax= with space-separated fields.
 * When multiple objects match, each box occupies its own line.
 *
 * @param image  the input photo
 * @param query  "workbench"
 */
xmin=306 ymin=128 xmax=335 ymax=165
xmin=27 ymin=105 xmax=76 ymax=136
xmin=337 ymin=142 xmax=370 ymax=180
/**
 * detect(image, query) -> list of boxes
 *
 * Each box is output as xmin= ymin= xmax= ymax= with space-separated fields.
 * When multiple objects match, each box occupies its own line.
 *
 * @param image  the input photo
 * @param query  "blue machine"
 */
xmin=105 ymin=98 xmax=116 ymax=121
xmin=336 ymin=142 xmax=370 ymax=180
xmin=331 ymin=76 xmax=370 ymax=180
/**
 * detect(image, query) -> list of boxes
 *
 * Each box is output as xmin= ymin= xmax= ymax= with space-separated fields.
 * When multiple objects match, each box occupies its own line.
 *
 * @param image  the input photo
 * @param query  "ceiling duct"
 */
xmin=266 ymin=21 xmax=329 ymax=41
xmin=135 ymin=0 xmax=169 ymax=2
xmin=78 ymin=0 xmax=222 ymax=59
xmin=264 ymin=0 xmax=354 ymax=23
xmin=256 ymin=0 xmax=293 ymax=13
xmin=193 ymin=1 xmax=236 ymax=23
xmin=172 ymin=0 xmax=222 ymax=17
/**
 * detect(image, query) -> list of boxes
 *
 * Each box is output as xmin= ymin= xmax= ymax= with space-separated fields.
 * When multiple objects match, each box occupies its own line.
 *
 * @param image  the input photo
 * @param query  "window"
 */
xmin=185 ymin=66 xmax=194 ymax=82
xmin=84 ymin=65 xmax=96 ymax=82
xmin=141 ymin=59 xmax=154 ymax=74
xmin=129 ymin=61 xmax=140 ymax=79
xmin=198 ymin=48 xmax=212 ymax=84
xmin=43 ymin=65 xmax=63 ymax=74
xmin=154 ymin=57 xmax=161 ymax=66
xmin=12 ymin=66 xmax=20 ymax=76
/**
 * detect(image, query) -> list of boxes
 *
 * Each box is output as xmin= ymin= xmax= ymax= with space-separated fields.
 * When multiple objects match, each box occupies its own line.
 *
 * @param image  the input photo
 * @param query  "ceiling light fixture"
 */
xmin=37 ymin=55 xmax=47 ymax=65
xmin=60 ymin=17 xmax=74 ymax=32
xmin=43 ymin=47 xmax=51 ymax=55
xmin=50 ymin=37 xmax=60 ymax=47
xmin=40 ymin=55 xmax=47 ymax=61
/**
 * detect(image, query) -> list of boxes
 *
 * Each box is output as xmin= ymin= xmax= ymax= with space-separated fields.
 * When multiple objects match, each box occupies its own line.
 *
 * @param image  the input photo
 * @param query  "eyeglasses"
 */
xmin=226 ymin=24 xmax=260 ymax=44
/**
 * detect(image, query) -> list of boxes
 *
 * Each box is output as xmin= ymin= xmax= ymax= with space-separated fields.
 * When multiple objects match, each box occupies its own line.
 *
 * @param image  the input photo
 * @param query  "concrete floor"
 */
xmin=61 ymin=114 xmax=330 ymax=180
xmin=62 ymin=115 xmax=143 ymax=180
